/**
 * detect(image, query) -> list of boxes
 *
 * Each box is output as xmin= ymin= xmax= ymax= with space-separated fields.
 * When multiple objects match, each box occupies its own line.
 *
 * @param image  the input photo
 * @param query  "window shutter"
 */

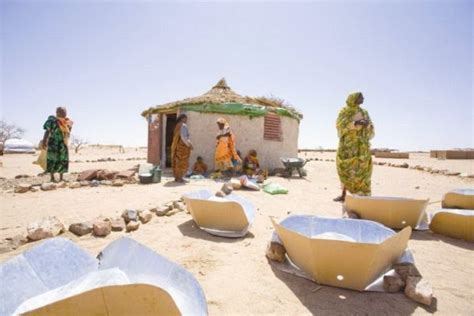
xmin=264 ymin=113 xmax=282 ymax=141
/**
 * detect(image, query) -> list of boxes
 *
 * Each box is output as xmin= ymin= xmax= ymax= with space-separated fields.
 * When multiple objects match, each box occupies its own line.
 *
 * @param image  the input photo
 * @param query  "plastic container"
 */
xmin=139 ymin=173 xmax=153 ymax=184
xmin=152 ymin=166 xmax=162 ymax=183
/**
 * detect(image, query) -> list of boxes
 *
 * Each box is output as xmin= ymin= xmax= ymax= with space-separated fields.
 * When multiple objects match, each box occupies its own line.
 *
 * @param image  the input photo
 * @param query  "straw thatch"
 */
xmin=141 ymin=78 xmax=303 ymax=120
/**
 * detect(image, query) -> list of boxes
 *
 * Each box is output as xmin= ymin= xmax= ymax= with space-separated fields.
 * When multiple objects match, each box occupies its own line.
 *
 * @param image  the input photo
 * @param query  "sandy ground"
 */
xmin=0 ymin=147 xmax=473 ymax=315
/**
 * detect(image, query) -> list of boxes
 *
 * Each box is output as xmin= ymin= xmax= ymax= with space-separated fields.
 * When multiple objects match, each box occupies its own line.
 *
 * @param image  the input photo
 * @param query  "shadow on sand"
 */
xmin=269 ymin=263 xmax=434 ymax=314
xmin=177 ymin=219 xmax=254 ymax=243
xmin=410 ymin=230 xmax=474 ymax=251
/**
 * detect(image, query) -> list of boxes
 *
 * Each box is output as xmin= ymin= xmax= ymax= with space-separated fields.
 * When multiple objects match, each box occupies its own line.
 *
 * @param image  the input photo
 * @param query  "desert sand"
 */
xmin=0 ymin=147 xmax=473 ymax=315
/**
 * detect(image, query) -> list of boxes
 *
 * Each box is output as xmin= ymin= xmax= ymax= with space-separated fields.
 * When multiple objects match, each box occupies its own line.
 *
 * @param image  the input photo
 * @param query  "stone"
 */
xmin=100 ymin=180 xmax=113 ymax=186
xmin=446 ymin=171 xmax=461 ymax=176
xmin=383 ymin=275 xmax=405 ymax=293
xmin=347 ymin=211 xmax=360 ymax=219
xmin=138 ymin=210 xmax=153 ymax=224
xmin=90 ymin=180 xmax=100 ymax=187
xmin=121 ymin=209 xmax=138 ymax=223
xmin=394 ymin=262 xmax=421 ymax=281
xmin=265 ymin=242 xmax=286 ymax=263
xmin=30 ymin=186 xmax=39 ymax=192
xmin=111 ymin=218 xmax=126 ymax=231
xmin=68 ymin=181 xmax=81 ymax=189
xmin=165 ymin=209 xmax=181 ymax=217
xmin=404 ymin=276 xmax=433 ymax=306
xmin=15 ymin=174 xmax=30 ymax=179
xmin=97 ymin=170 xmax=118 ymax=180
xmin=126 ymin=221 xmax=140 ymax=232
xmin=116 ymin=169 xmax=136 ymax=180
xmin=40 ymin=182 xmax=56 ymax=191
xmin=56 ymin=182 xmax=67 ymax=189
xmin=221 ymin=183 xmax=233 ymax=195
xmin=27 ymin=216 xmax=65 ymax=241
xmin=215 ymin=191 xmax=226 ymax=198
xmin=80 ymin=181 xmax=90 ymax=186
xmin=7 ymin=235 xmax=28 ymax=250
xmin=14 ymin=183 xmax=31 ymax=193
xmin=155 ymin=205 xmax=172 ymax=216
xmin=68 ymin=222 xmax=93 ymax=236
xmin=399 ymin=163 xmax=409 ymax=168
xmin=172 ymin=201 xmax=186 ymax=212
xmin=112 ymin=179 xmax=124 ymax=187
xmin=92 ymin=221 xmax=112 ymax=237
xmin=78 ymin=169 xmax=99 ymax=181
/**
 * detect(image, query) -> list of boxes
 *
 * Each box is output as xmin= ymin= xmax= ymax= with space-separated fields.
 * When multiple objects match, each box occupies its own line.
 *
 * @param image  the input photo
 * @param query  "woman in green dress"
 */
xmin=334 ymin=92 xmax=374 ymax=202
xmin=41 ymin=107 xmax=73 ymax=182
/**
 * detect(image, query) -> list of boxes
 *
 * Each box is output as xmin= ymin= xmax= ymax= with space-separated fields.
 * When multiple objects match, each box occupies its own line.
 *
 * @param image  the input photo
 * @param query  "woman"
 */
xmin=243 ymin=149 xmax=260 ymax=176
xmin=42 ymin=107 xmax=73 ymax=182
xmin=171 ymin=114 xmax=193 ymax=182
xmin=334 ymin=92 xmax=375 ymax=202
xmin=215 ymin=118 xmax=241 ymax=175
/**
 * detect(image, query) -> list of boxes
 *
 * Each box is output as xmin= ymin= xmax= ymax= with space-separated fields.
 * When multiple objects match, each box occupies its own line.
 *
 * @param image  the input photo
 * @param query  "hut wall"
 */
xmin=185 ymin=111 xmax=299 ymax=170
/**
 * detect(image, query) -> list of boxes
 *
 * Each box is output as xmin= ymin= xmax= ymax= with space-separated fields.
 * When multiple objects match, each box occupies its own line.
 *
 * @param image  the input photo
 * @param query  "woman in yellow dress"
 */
xmin=334 ymin=92 xmax=375 ymax=202
xmin=215 ymin=118 xmax=241 ymax=175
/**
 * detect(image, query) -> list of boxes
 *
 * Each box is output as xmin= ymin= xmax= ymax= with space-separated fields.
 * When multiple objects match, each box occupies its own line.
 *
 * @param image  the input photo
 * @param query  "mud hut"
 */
xmin=142 ymin=78 xmax=303 ymax=170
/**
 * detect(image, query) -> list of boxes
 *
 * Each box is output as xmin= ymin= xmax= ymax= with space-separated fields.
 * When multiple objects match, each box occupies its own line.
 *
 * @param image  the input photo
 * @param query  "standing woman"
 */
xmin=215 ymin=118 xmax=241 ymax=175
xmin=334 ymin=92 xmax=375 ymax=202
xmin=42 ymin=107 xmax=73 ymax=182
xmin=171 ymin=114 xmax=193 ymax=183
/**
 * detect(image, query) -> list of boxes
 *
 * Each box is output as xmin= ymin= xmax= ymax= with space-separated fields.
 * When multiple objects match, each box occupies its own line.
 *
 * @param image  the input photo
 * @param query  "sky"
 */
xmin=1 ymin=0 xmax=472 ymax=150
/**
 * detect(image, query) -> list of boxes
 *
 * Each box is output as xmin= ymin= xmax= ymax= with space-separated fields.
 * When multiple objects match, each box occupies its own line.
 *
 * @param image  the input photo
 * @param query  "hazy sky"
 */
xmin=1 ymin=0 xmax=472 ymax=150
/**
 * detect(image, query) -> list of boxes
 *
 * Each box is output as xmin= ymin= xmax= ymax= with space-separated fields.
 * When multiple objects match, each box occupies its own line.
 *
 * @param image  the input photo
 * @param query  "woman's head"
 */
xmin=346 ymin=92 xmax=364 ymax=107
xmin=177 ymin=113 xmax=188 ymax=123
xmin=56 ymin=107 xmax=67 ymax=118
xmin=217 ymin=117 xmax=227 ymax=130
xmin=249 ymin=149 xmax=257 ymax=157
xmin=197 ymin=156 xmax=203 ymax=162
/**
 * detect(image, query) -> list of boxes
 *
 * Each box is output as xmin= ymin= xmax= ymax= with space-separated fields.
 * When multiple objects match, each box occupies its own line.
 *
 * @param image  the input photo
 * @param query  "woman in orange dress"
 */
xmin=171 ymin=114 xmax=193 ymax=182
xmin=215 ymin=118 xmax=241 ymax=175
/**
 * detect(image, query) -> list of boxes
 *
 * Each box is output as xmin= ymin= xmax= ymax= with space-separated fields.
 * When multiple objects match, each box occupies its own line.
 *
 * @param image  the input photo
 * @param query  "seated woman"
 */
xmin=243 ymin=150 xmax=260 ymax=176
xmin=192 ymin=156 xmax=208 ymax=176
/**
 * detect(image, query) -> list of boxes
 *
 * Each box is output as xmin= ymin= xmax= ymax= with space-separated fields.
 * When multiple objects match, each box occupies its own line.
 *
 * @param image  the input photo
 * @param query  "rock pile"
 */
xmin=382 ymin=262 xmax=433 ymax=306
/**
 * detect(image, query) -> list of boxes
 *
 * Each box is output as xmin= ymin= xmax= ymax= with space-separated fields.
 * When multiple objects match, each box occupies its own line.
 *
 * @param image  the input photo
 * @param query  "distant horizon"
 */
xmin=1 ymin=1 xmax=472 ymax=151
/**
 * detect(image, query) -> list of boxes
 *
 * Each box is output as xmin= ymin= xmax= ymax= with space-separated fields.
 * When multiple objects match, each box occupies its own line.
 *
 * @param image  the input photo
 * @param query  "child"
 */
xmin=192 ymin=156 xmax=208 ymax=176
xmin=243 ymin=150 xmax=260 ymax=176
xmin=243 ymin=150 xmax=268 ymax=182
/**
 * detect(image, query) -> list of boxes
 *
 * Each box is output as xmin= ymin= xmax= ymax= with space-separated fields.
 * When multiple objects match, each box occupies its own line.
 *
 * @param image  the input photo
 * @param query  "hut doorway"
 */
xmin=165 ymin=113 xmax=177 ymax=168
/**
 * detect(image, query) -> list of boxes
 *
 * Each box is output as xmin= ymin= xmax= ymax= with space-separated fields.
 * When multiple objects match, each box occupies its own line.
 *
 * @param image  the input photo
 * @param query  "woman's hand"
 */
xmin=355 ymin=119 xmax=369 ymax=127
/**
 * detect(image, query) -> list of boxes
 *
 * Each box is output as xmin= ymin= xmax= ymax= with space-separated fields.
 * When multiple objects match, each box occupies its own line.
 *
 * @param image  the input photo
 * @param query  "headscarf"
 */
xmin=346 ymin=92 xmax=362 ymax=108
xmin=217 ymin=117 xmax=231 ymax=136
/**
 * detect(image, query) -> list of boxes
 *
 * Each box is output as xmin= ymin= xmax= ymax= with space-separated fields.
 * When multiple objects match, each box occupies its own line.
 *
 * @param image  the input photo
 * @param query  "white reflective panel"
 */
xmin=1 ymin=237 xmax=208 ymax=316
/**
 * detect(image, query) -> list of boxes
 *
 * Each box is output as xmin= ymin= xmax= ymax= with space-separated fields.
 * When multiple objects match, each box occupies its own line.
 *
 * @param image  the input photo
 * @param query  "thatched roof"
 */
xmin=141 ymin=78 xmax=303 ymax=120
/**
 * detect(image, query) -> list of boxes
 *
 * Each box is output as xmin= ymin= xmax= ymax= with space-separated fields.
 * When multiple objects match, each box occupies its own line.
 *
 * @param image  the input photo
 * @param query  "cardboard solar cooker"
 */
xmin=430 ymin=189 xmax=474 ymax=241
xmin=270 ymin=215 xmax=414 ymax=291
xmin=344 ymin=195 xmax=429 ymax=230
xmin=0 ymin=237 xmax=207 ymax=316
xmin=183 ymin=189 xmax=256 ymax=238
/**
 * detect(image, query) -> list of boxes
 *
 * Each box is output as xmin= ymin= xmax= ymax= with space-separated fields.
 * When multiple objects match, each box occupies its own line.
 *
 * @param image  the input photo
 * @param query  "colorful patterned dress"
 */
xmin=171 ymin=122 xmax=191 ymax=179
xmin=43 ymin=116 xmax=71 ymax=173
xmin=336 ymin=92 xmax=375 ymax=195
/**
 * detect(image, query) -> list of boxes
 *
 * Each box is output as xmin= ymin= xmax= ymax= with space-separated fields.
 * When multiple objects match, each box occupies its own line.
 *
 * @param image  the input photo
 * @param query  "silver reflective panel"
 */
xmin=0 ymin=237 xmax=208 ymax=316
